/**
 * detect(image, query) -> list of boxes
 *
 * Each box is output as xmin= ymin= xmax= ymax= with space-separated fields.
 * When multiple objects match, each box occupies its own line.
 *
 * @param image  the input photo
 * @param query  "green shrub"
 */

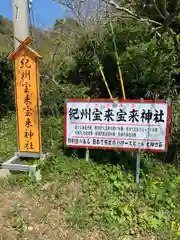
xmin=0 ymin=54 xmax=14 ymax=117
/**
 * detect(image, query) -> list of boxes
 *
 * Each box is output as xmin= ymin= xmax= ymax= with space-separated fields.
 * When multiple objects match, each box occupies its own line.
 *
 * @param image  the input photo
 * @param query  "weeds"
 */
xmin=0 ymin=115 xmax=180 ymax=239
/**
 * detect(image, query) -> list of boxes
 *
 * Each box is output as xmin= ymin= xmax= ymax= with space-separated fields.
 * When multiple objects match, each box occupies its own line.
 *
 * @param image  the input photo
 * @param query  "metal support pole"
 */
xmin=85 ymin=97 xmax=90 ymax=163
xmin=85 ymin=148 xmax=89 ymax=162
xmin=136 ymin=151 xmax=141 ymax=184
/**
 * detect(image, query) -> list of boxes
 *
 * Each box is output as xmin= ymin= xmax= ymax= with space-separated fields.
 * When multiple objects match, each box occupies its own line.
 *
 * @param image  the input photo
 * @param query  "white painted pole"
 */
xmin=85 ymin=148 xmax=89 ymax=162
xmin=12 ymin=0 xmax=29 ymax=48
xmin=136 ymin=151 xmax=141 ymax=184
xmin=85 ymin=97 xmax=91 ymax=162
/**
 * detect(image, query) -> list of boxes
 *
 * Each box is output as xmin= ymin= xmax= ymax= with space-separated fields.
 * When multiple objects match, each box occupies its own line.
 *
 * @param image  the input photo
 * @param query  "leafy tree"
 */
xmin=69 ymin=20 xmax=177 ymax=99
xmin=104 ymin=0 xmax=180 ymax=56
xmin=0 ymin=54 xmax=14 ymax=117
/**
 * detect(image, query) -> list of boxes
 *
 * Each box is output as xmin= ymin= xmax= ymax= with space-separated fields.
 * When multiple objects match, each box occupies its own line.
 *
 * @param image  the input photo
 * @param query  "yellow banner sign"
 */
xmin=12 ymin=43 xmax=42 ymax=153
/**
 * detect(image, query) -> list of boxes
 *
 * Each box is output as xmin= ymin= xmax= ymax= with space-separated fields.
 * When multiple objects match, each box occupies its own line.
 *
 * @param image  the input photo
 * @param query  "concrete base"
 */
xmin=0 ymin=169 xmax=11 ymax=179
xmin=1 ymin=152 xmax=50 ymax=181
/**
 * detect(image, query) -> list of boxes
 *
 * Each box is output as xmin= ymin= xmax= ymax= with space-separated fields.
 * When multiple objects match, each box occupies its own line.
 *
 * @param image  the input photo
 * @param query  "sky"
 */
xmin=0 ymin=0 xmax=71 ymax=29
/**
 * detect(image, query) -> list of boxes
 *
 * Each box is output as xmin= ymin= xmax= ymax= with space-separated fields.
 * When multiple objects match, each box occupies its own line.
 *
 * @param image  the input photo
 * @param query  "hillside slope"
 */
xmin=0 ymin=15 xmax=52 ymax=55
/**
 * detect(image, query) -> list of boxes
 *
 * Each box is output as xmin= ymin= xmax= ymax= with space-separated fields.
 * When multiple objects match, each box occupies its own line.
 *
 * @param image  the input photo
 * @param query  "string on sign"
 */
xmin=61 ymin=0 xmax=113 ymax=99
xmin=106 ymin=2 xmax=127 ymax=100
xmin=28 ymin=0 xmax=38 ymax=49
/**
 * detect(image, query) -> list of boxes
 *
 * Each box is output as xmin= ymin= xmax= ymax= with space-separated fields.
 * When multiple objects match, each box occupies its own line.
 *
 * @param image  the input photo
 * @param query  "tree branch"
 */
xmin=169 ymin=28 xmax=180 ymax=53
xmin=151 ymin=26 xmax=162 ymax=37
xmin=114 ymin=15 xmax=140 ymax=20
xmin=51 ymin=44 xmax=60 ymax=71
xmin=103 ymin=0 xmax=139 ymax=18
xmin=152 ymin=0 xmax=165 ymax=19
xmin=155 ymin=31 xmax=162 ymax=38
xmin=102 ymin=0 xmax=162 ymax=26
xmin=152 ymin=26 xmax=162 ymax=31
xmin=139 ymin=18 xmax=162 ymax=26
xmin=170 ymin=0 xmax=179 ymax=13
xmin=158 ymin=0 xmax=169 ymax=18
xmin=53 ymin=0 xmax=81 ymax=20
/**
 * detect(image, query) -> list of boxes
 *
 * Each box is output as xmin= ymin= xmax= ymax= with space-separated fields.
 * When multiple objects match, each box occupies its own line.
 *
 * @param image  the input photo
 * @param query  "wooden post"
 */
xmin=8 ymin=38 xmax=42 ymax=154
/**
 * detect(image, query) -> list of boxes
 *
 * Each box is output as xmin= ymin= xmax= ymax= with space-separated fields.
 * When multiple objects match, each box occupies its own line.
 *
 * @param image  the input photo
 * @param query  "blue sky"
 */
xmin=0 ymin=0 xmax=72 ymax=28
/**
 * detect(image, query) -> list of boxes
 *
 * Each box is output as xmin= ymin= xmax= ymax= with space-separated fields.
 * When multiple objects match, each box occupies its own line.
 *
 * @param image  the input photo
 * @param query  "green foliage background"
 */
xmin=1 ymin=8 xmax=180 ymax=162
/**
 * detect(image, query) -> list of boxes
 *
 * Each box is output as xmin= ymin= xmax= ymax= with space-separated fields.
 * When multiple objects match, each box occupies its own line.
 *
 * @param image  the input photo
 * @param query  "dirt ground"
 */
xmin=0 ymin=181 xmax=107 ymax=240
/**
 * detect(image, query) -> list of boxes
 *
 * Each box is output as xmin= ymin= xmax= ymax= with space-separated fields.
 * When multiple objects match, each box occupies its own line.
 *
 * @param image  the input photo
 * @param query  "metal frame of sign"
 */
xmin=64 ymin=99 xmax=171 ymax=153
xmin=1 ymin=152 xmax=49 ymax=181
